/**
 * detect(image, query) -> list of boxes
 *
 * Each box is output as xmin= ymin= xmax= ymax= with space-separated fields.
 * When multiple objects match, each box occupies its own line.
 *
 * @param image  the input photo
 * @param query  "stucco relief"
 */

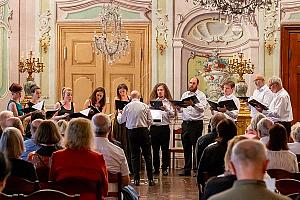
xmin=281 ymin=0 xmax=300 ymax=22
xmin=187 ymin=19 xmax=243 ymax=45
xmin=0 ymin=0 xmax=12 ymax=37
xmin=39 ymin=9 xmax=51 ymax=53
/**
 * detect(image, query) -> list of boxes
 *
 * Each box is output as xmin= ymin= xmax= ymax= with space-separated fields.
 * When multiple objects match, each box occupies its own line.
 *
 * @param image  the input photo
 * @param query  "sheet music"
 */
xmin=32 ymin=101 xmax=44 ymax=110
xmin=150 ymin=109 xmax=162 ymax=122
xmin=80 ymin=108 xmax=91 ymax=116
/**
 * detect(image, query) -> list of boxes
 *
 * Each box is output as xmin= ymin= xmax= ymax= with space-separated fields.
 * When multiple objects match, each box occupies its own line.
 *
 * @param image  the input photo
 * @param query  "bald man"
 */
xmin=249 ymin=74 xmax=273 ymax=118
xmin=92 ymin=113 xmax=130 ymax=187
xmin=117 ymin=90 xmax=155 ymax=186
xmin=209 ymin=139 xmax=290 ymax=200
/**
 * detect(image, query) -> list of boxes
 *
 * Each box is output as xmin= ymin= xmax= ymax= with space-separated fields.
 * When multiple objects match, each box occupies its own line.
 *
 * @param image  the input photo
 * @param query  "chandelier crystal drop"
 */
xmin=94 ymin=1 xmax=130 ymax=64
xmin=186 ymin=0 xmax=279 ymax=25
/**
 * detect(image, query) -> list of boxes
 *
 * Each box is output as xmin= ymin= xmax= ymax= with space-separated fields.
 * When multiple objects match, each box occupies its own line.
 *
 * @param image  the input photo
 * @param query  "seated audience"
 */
xmin=244 ymin=113 xmax=265 ymax=139
xmin=28 ymin=120 xmax=62 ymax=181
xmin=202 ymin=135 xmax=247 ymax=200
xmin=49 ymin=118 xmax=108 ymax=199
xmin=288 ymin=122 xmax=300 ymax=154
xmin=92 ymin=113 xmax=130 ymax=187
xmin=197 ymin=119 xmax=237 ymax=187
xmin=20 ymin=119 xmax=43 ymax=160
xmin=195 ymin=113 xmax=226 ymax=167
xmin=0 ymin=127 xmax=37 ymax=181
xmin=0 ymin=152 xmax=10 ymax=192
xmin=257 ymin=118 xmax=273 ymax=145
xmin=209 ymin=139 xmax=290 ymax=200
xmin=24 ymin=110 xmax=45 ymax=139
xmin=57 ymin=119 xmax=68 ymax=137
xmin=266 ymin=124 xmax=298 ymax=172
xmin=4 ymin=117 xmax=24 ymax=135
xmin=0 ymin=111 xmax=14 ymax=136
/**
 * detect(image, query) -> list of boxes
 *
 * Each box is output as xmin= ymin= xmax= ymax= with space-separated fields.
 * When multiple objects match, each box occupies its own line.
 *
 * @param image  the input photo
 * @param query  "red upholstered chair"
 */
xmin=20 ymin=189 xmax=80 ymax=200
xmin=287 ymin=193 xmax=300 ymax=200
xmin=276 ymin=179 xmax=300 ymax=195
xmin=267 ymin=169 xmax=295 ymax=180
xmin=0 ymin=193 xmax=19 ymax=200
xmin=107 ymin=172 xmax=122 ymax=200
xmin=2 ymin=176 xmax=40 ymax=195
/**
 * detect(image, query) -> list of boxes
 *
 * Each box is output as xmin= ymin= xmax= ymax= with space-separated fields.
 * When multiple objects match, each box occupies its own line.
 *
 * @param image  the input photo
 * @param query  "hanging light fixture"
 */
xmin=186 ymin=0 xmax=279 ymax=25
xmin=94 ymin=0 xmax=130 ymax=64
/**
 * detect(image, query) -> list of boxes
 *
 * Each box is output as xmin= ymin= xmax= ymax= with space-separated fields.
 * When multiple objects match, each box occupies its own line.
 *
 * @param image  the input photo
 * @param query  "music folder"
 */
xmin=68 ymin=108 xmax=91 ymax=119
xmin=169 ymin=100 xmax=188 ymax=108
xmin=182 ymin=95 xmax=200 ymax=104
xmin=208 ymin=99 xmax=238 ymax=111
xmin=150 ymin=100 xmax=163 ymax=110
xmin=115 ymin=100 xmax=129 ymax=110
xmin=248 ymin=99 xmax=269 ymax=110
xmin=150 ymin=109 xmax=162 ymax=122
xmin=45 ymin=109 xmax=59 ymax=119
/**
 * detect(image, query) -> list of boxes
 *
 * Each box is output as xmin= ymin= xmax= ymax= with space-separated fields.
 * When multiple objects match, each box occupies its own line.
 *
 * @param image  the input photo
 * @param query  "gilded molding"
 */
xmin=39 ymin=9 xmax=52 ymax=53
xmin=155 ymin=9 xmax=168 ymax=55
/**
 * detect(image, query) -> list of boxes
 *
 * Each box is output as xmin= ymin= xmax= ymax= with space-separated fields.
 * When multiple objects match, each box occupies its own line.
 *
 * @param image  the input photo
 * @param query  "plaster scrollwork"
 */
xmin=0 ymin=0 xmax=12 ymax=38
xmin=156 ymin=9 xmax=168 ymax=55
xmin=188 ymin=19 xmax=243 ymax=45
xmin=264 ymin=4 xmax=279 ymax=55
xmin=39 ymin=9 xmax=51 ymax=53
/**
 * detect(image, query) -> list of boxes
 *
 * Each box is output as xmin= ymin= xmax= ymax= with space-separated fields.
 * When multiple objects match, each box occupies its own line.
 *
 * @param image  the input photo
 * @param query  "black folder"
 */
xmin=22 ymin=107 xmax=37 ymax=114
xmin=150 ymin=100 xmax=163 ymax=110
xmin=115 ymin=100 xmax=129 ymax=110
xmin=248 ymin=99 xmax=269 ymax=110
xmin=68 ymin=112 xmax=90 ymax=119
xmin=208 ymin=99 xmax=238 ymax=111
xmin=169 ymin=100 xmax=188 ymax=108
xmin=45 ymin=109 xmax=59 ymax=119
xmin=182 ymin=95 xmax=200 ymax=104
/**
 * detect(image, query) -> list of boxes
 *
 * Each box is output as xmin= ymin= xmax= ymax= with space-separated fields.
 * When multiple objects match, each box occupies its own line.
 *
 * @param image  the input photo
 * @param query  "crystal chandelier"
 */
xmin=186 ymin=0 xmax=279 ymax=25
xmin=94 ymin=0 xmax=130 ymax=64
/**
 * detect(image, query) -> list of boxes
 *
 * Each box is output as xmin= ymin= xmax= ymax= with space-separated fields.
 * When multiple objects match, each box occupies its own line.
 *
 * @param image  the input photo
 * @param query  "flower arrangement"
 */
xmin=202 ymin=50 xmax=228 ymax=73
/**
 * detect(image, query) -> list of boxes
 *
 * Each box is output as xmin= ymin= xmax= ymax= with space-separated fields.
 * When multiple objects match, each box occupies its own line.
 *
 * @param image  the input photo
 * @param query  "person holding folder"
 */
xmin=214 ymin=80 xmax=240 ymax=122
xmin=83 ymin=87 xmax=106 ymax=113
xmin=53 ymin=87 xmax=76 ymax=120
xmin=23 ymin=85 xmax=44 ymax=113
xmin=149 ymin=83 xmax=175 ymax=176
xmin=248 ymin=74 xmax=273 ymax=118
xmin=178 ymin=77 xmax=207 ymax=176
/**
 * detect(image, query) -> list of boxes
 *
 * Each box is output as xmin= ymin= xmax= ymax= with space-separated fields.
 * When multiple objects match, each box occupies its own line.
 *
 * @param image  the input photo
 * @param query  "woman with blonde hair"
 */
xmin=49 ymin=118 xmax=108 ymax=199
xmin=53 ymin=87 xmax=76 ymax=120
xmin=0 ymin=127 xmax=37 ymax=181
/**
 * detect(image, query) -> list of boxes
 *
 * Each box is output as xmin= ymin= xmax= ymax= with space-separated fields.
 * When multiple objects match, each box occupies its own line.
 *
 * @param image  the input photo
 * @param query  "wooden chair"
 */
xmin=169 ymin=128 xmax=184 ymax=169
xmin=267 ymin=169 xmax=295 ymax=180
xmin=20 ymin=189 xmax=80 ymax=200
xmin=107 ymin=172 xmax=122 ymax=200
xmin=50 ymin=178 xmax=102 ymax=200
xmin=276 ymin=179 xmax=300 ymax=195
xmin=0 ymin=193 xmax=19 ymax=200
xmin=287 ymin=193 xmax=300 ymax=200
xmin=2 ymin=176 xmax=40 ymax=195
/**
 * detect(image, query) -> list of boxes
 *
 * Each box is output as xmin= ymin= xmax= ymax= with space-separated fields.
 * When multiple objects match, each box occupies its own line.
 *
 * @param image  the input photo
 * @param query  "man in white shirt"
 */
xmin=149 ymin=83 xmax=175 ymax=176
xmin=217 ymin=80 xmax=240 ymax=122
xmin=117 ymin=90 xmax=155 ymax=186
xmin=92 ymin=113 xmax=130 ymax=187
xmin=263 ymin=76 xmax=293 ymax=139
xmin=179 ymin=77 xmax=207 ymax=176
xmin=249 ymin=74 xmax=274 ymax=118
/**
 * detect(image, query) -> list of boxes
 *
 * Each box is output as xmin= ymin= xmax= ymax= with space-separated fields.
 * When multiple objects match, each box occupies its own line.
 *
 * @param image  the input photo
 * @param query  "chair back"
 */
xmin=0 ymin=193 xmax=18 ymax=200
xmin=20 ymin=189 xmax=80 ymax=200
xmin=276 ymin=179 xmax=300 ymax=195
xmin=2 ymin=176 xmax=40 ymax=195
xmin=287 ymin=193 xmax=300 ymax=200
xmin=172 ymin=129 xmax=183 ymax=148
xmin=50 ymin=178 xmax=101 ymax=200
xmin=107 ymin=172 xmax=122 ymax=199
xmin=267 ymin=169 xmax=295 ymax=179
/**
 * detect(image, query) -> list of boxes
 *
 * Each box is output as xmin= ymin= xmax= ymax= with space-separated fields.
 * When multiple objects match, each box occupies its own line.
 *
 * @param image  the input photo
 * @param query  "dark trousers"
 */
xmin=150 ymin=125 xmax=170 ymax=171
xmin=128 ymin=127 xmax=153 ymax=180
xmin=182 ymin=120 xmax=203 ymax=172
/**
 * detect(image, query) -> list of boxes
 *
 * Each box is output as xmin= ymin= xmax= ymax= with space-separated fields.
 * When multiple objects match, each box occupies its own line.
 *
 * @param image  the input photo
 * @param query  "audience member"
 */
xmin=0 ymin=152 xmax=10 ymax=192
xmin=0 ymin=111 xmax=13 ymax=135
xmin=24 ymin=110 xmax=45 ymax=139
xmin=202 ymin=135 xmax=247 ymax=200
xmin=244 ymin=113 xmax=265 ymax=139
xmin=4 ymin=117 xmax=24 ymax=135
xmin=28 ymin=120 xmax=62 ymax=181
xmin=20 ymin=119 xmax=43 ymax=160
xmin=0 ymin=127 xmax=37 ymax=181
xmin=257 ymin=118 xmax=273 ymax=145
xmin=209 ymin=139 xmax=290 ymax=200
xmin=288 ymin=122 xmax=300 ymax=155
xmin=92 ymin=113 xmax=130 ymax=187
xmin=197 ymin=118 xmax=237 ymax=187
xmin=195 ymin=113 xmax=226 ymax=167
xmin=49 ymin=118 xmax=108 ymax=199
xmin=266 ymin=124 xmax=298 ymax=172
xmin=57 ymin=119 xmax=68 ymax=137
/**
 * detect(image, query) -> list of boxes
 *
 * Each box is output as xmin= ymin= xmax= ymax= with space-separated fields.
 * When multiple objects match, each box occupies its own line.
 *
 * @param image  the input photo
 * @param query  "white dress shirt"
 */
xmin=117 ymin=99 xmax=152 ymax=129
xmin=151 ymin=98 xmax=175 ymax=126
xmin=94 ymin=137 xmax=130 ymax=176
xmin=263 ymin=88 xmax=293 ymax=122
xmin=266 ymin=150 xmax=298 ymax=173
xmin=288 ymin=142 xmax=300 ymax=155
xmin=180 ymin=89 xmax=207 ymax=121
xmin=218 ymin=93 xmax=240 ymax=121
xmin=249 ymin=84 xmax=274 ymax=117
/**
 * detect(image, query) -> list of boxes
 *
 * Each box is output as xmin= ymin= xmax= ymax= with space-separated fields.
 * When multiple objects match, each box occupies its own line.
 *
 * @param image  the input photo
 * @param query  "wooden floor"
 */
xmin=132 ymin=169 xmax=199 ymax=200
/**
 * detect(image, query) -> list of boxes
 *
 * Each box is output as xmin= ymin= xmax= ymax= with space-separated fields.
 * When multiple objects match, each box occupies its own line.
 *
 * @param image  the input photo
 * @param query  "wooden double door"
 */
xmin=281 ymin=26 xmax=300 ymax=122
xmin=57 ymin=23 xmax=151 ymax=113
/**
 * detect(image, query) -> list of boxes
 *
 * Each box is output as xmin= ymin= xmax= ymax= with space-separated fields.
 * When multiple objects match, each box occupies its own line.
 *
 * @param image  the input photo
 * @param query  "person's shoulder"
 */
xmin=207 ymin=188 xmax=234 ymax=200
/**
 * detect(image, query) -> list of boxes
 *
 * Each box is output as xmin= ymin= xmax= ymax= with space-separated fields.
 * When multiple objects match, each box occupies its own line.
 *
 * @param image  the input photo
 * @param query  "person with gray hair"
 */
xmin=288 ymin=122 xmax=300 ymax=154
xmin=195 ymin=112 xmax=226 ymax=167
xmin=92 ymin=113 xmax=130 ymax=187
xmin=209 ymin=139 xmax=290 ymax=200
xmin=262 ymin=76 xmax=293 ymax=140
xmin=0 ymin=111 xmax=14 ymax=130
xmin=4 ymin=117 xmax=25 ymax=136
xmin=257 ymin=118 xmax=273 ymax=145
